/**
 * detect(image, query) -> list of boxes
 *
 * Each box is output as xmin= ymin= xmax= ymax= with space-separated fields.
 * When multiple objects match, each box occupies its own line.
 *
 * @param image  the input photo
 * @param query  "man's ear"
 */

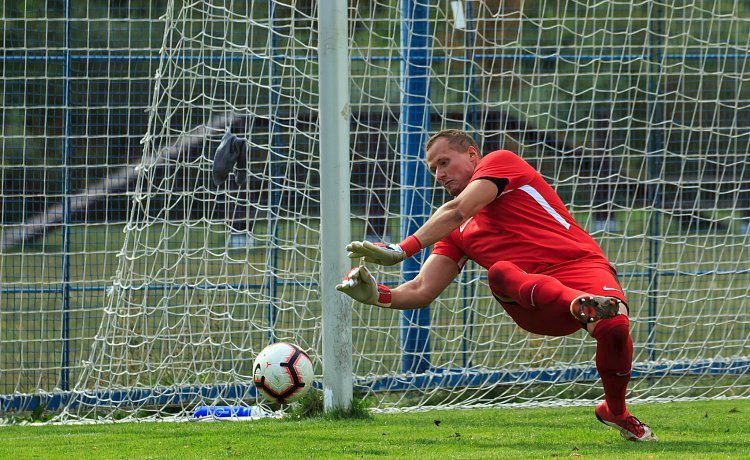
xmin=468 ymin=146 xmax=480 ymax=164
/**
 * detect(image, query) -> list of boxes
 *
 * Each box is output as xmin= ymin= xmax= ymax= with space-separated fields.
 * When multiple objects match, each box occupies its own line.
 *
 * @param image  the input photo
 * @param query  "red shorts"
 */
xmin=496 ymin=262 xmax=627 ymax=337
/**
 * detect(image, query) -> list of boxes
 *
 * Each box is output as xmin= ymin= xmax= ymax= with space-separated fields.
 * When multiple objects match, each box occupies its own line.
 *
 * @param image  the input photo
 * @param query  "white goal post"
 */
xmin=318 ymin=0 xmax=353 ymax=412
xmin=1 ymin=1 xmax=749 ymax=422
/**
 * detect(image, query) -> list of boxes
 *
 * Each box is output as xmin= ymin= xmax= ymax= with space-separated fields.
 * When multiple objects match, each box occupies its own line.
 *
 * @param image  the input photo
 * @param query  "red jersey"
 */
xmin=432 ymin=150 xmax=612 ymax=274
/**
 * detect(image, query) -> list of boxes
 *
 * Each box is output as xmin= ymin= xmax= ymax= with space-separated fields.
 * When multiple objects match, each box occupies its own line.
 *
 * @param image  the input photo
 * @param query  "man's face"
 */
xmin=425 ymin=137 xmax=479 ymax=197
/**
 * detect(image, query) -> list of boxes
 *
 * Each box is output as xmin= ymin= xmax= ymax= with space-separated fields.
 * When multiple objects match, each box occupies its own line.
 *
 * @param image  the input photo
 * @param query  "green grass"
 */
xmin=1 ymin=400 xmax=748 ymax=459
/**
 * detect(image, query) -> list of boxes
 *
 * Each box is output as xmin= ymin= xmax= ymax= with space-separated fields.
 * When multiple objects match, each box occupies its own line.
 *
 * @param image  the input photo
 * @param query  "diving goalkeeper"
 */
xmin=336 ymin=129 xmax=656 ymax=442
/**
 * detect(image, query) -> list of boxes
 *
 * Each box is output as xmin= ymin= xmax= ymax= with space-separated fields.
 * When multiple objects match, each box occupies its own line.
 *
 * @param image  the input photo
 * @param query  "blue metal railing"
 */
xmin=399 ymin=0 xmax=433 ymax=374
xmin=60 ymin=0 xmax=73 ymax=393
xmin=646 ymin=3 xmax=664 ymax=363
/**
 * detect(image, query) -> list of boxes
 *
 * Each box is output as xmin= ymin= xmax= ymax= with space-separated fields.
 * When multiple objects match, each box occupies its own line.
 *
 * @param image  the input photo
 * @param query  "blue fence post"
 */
xmin=60 ymin=0 xmax=72 ymax=392
xmin=266 ymin=2 xmax=280 ymax=344
xmin=457 ymin=0 xmax=477 ymax=370
xmin=400 ymin=0 xmax=432 ymax=374
xmin=646 ymin=2 xmax=663 ymax=363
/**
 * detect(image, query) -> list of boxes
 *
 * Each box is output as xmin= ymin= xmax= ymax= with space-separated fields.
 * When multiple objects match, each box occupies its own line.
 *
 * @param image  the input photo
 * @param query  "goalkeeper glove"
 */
xmin=335 ymin=266 xmax=392 ymax=308
xmin=345 ymin=235 xmax=422 ymax=266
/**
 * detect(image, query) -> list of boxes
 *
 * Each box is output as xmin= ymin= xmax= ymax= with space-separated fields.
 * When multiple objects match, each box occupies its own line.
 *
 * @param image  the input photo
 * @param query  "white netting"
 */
xmin=2 ymin=1 xmax=747 ymax=422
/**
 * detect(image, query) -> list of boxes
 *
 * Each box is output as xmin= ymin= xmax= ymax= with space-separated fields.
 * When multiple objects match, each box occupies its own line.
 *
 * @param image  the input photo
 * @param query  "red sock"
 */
xmin=488 ymin=261 xmax=584 ymax=309
xmin=592 ymin=315 xmax=632 ymax=416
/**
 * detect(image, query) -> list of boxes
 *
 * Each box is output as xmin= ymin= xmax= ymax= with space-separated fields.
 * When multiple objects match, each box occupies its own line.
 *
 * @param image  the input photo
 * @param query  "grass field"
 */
xmin=1 ymin=400 xmax=748 ymax=459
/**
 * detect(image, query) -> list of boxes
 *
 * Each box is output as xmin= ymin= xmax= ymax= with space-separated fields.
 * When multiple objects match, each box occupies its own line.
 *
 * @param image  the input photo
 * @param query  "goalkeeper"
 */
xmin=336 ymin=129 xmax=656 ymax=442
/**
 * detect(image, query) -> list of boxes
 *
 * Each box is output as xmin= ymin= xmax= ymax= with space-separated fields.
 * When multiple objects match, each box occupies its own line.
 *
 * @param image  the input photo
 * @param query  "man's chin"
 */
xmin=445 ymin=187 xmax=460 ymax=197
xmin=439 ymin=181 xmax=461 ymax=196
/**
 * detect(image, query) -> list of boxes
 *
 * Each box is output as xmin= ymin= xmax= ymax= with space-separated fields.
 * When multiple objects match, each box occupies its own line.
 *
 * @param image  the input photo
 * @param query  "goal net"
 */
xmin=3 ymin=1 xmax=747 ymax=421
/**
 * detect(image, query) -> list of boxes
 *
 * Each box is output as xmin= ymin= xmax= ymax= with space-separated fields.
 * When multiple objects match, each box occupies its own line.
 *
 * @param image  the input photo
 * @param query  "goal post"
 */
xmin=318 ymin=0 xmax=353 ymax=412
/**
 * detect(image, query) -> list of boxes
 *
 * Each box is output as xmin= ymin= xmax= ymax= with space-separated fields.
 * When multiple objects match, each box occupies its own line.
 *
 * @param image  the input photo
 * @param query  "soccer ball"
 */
xmin=253 ymin=342 xmax=314 ymax=404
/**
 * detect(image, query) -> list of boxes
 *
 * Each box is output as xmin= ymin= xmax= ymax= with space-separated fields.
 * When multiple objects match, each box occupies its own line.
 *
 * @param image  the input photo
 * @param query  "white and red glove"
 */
xmin=335 ymin=266 xmax=392 ymax=308
xmin=345 ymin=235 xmax=422 ymax=266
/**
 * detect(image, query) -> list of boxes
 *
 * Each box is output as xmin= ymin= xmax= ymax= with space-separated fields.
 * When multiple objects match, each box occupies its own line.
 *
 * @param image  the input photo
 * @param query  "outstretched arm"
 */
xmin=347 ymin=178 xmax=498 ymax=265
xmin=336 ymin=254 xmax=460 ymax=310
xmin=390 ymin=254 xmax=461 ymax=309
xmin=412 ymin=178 xmax=498 ymax=248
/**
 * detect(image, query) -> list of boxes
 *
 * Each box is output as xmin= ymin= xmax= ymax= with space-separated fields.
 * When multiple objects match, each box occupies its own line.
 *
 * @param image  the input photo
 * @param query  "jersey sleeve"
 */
xmin=431 ymin=236 xmax=469 ymax=270
xmin=471 ymin=150 xmax=535 ymax=192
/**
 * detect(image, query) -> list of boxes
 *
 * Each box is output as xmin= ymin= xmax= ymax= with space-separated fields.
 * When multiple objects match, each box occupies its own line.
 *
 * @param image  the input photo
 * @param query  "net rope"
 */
xmin=46 ymin=0 xmax=750 ymax=421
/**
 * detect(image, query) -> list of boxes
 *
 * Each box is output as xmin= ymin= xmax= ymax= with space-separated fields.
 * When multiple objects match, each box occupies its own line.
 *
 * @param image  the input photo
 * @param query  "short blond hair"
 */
xmin=425 ymin=129 xmax=481 ymax=155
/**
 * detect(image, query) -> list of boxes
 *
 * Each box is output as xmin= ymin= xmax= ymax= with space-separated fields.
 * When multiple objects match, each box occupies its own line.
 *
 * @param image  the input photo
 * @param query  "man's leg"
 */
xmin=588 ymin=306 xmax=657 ymax=441
xmin=488 ymin=261 xmax=621 ymax=323
xmin=489 ymin=260 xmax=634 ymax=407
xmin=488 ymin=260 xmax=656 ymax=440
xmin=590 ymin=314 xmax=631 ymax=416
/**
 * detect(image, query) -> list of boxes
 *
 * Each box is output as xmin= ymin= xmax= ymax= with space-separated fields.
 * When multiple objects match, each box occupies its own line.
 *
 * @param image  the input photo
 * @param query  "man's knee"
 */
xmin=589 ymin=307 xmax=630 ymax=337
xmin=591 ymin=314 xmax=631 ymax=344
xmin=488 ymin=260 xmax=522 ymax=294
xmin=593 ymin=314 xmax=633 ymax=373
